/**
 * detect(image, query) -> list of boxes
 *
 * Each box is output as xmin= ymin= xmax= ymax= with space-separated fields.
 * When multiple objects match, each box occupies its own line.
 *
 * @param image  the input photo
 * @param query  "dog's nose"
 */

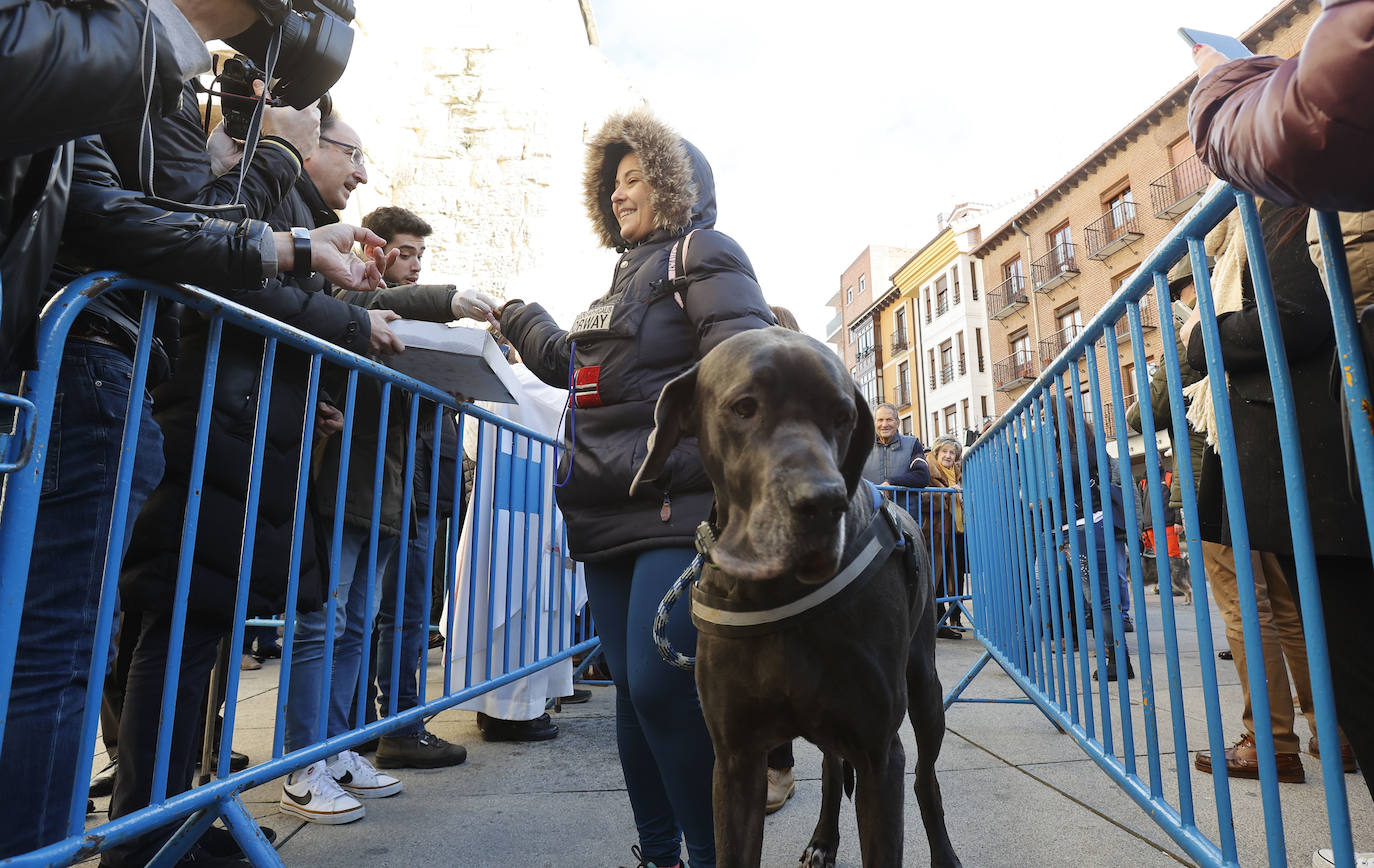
xmin=788 ymin=480 xmax=848 ymax=529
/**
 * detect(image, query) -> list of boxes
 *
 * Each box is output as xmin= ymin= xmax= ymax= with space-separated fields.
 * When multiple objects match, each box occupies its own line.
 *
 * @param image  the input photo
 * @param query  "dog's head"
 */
xmin=631 ymin=328 xmax=874 ymax=583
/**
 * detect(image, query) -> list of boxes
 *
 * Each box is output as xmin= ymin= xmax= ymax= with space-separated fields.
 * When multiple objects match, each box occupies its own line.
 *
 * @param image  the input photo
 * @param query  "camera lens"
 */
xmin=314 ymin=0 xmax=356 ymax=22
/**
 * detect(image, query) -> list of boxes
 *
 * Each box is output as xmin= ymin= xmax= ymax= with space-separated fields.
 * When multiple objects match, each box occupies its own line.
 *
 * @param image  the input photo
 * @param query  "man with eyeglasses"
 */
xmin=273 ymin=116 xmax=419 ymax=826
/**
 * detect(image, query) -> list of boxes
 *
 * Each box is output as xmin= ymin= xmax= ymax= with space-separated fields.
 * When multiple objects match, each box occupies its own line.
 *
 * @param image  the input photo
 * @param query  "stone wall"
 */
xmin=332 ymin=0 xmax=641 ymax=323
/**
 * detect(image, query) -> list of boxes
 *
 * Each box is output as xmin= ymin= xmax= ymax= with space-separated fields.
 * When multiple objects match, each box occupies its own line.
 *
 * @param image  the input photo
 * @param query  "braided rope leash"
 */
xmin=653 ymin=553 xmax=703 ymax=671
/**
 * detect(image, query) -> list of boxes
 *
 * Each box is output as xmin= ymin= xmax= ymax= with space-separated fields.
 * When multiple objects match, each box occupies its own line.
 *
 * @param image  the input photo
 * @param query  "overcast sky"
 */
xmin=586 ymin=0 xmax=1279 ymax=338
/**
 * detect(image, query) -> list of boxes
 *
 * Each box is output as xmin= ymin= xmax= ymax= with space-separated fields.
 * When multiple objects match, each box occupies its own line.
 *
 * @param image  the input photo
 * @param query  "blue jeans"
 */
xmin=375 ymin=533 xmax=433 ymax=735
xmin=583 ymin=547 xmax=715 ymax=868
xmin=0 ymin=343 xmax=164 ymax=857
xmin=285 ymin=525 xmax=397 ymax=752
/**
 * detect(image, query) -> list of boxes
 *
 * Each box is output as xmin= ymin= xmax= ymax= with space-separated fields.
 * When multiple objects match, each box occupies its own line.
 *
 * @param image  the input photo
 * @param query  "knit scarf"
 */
xmin=1183 ymin=213 xmax=1248 ymax=450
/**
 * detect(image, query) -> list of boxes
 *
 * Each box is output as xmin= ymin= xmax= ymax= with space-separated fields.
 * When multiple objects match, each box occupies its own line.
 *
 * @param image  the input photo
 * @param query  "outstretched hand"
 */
xmin=310 ymin=224 xmax=397 ymax=292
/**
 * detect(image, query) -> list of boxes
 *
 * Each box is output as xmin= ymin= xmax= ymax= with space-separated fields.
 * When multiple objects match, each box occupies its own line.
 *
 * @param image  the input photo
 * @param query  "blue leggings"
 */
xmin=584 ymin=547 xmax=715 ymax=868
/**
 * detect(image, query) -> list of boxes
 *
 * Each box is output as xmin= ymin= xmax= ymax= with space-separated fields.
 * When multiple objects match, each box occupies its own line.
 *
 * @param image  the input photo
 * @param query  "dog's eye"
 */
xmin=731 ymin=397 xmax=759 ymax=419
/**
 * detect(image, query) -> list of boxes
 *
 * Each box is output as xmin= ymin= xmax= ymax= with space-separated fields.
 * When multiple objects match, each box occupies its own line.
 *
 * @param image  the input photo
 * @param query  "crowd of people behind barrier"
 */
xmin=2 ymin=0 xmax=1374 ymax=867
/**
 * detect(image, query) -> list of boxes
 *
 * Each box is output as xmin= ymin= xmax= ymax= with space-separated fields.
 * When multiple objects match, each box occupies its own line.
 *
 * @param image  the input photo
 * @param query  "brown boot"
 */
xmin=765 ymin=767 xmax=795 ymax=814
xmin=1308 ymin=736 xmax=1359 ymax=773
xmin=1195 ymin=732 xmax=1305 ymax=783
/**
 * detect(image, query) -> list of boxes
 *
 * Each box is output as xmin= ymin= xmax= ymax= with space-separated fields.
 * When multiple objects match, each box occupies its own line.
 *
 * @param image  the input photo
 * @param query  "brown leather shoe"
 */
xmin=765 ymin=767 xmax=795 ymax=814
xmin=1195 ymin=733 xmax=1305 ymax=783
xmin=1308 ymin=736 xmax=1359 ymax=772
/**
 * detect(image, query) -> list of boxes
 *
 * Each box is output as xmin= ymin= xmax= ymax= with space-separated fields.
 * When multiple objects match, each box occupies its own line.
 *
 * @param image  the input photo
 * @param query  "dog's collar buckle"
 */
xmin=694 ymin=520 xmax=719 ymax=566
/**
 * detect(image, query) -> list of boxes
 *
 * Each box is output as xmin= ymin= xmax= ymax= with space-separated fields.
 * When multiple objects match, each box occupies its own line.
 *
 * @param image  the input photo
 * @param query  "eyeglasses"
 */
xmin=319 ymin=135 xmax=365 ymax=167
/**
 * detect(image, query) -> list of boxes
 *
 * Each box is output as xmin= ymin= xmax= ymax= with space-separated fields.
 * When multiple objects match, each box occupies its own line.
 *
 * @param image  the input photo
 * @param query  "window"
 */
xmin=939 ymin=340 xmax=954 ymax=384
xmin=981 ymin=395 xmax=989 ymax=421
xmin=1048 ymin=222 xmax=1072 ymax=252
xmin=901 ymin=415 xmax=913 ymax=435
xmin=928 ymin=348 xmax=936 ymax=389
xmin=1105 ymin=187 xmax=1136 ymax=230
xmin=970 ymin=263 xmax=979 ymax=301
xmin=956 ymin=331 xmax=966 ymax=375
xmin=932 ymin=412 xmax=940 ymax=436
xmin=952 ymin=267 xmax=961 ymax=305
xmin=935 ymin=276 xmax=950 ymax=316
xmin=897 ymin=361 xmax=911 ymax=405
xmin=1047 ymin=222 xmax=1073 ymax=273
xmin=943 ymin=404 xmax=958 ymax=433
xmin=894 ymin=307 xmax=907 ymax=348
xmin=859 ymin=274 xmax=866 ymax=294
xmin=847 ymin=287 xmax=854 ymax=304
xmin=962 ymin=398 xmax=970 ymax=430
xmin=975 ymin=328 xmax=985 ymax=372
xmin=1010 ymin=330 xmax=1031 ymax=369
xmin=925 ymin=291 xmax=932 ymax=323
xmin=1055 ymin=302 xmax=1082 ymax=340
xmin=1002 ymin=256 xmax=1025 ymax=294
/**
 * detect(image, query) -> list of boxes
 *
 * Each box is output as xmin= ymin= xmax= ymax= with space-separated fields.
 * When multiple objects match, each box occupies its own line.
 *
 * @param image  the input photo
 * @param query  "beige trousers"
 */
xmin=1201 ymin=541 xmax=1314 ymax=754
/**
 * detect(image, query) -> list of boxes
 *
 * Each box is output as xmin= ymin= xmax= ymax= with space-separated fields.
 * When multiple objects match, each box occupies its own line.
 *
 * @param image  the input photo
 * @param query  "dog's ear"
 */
xmin=630 ymin=364 xmax=700 ymax=495
xmin=838 ymin=384 xmax=874 ymax=499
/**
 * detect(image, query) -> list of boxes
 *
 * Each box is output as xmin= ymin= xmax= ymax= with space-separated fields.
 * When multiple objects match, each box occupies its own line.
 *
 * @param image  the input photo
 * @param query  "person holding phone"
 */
xmin=1186 ymin=0 xmax=1374 ymax=211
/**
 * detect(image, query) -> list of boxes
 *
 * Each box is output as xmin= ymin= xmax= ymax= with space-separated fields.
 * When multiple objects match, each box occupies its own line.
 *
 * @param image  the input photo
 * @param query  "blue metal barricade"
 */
xmin=0 ymin=273 xmax=594 ymax=868
xmin=961 ymin=183 xmax=1369 ymax=867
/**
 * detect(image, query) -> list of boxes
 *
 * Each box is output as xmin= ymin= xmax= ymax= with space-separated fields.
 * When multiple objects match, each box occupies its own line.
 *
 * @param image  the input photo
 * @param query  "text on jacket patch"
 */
xmin=570 ymin=303 xmax=615 ymax=339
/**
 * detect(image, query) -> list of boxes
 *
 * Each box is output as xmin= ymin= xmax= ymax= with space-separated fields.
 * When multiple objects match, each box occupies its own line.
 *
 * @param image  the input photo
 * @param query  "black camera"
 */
xmin=219 ymin=0 xmax=355 ymax=139
xmin=219 ymin=55 xmax=333 ymax=142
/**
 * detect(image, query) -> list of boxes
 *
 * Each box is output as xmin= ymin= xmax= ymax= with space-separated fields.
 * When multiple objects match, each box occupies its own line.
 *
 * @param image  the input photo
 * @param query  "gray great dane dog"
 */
xmin=631 ymin=328 xmax=962 ymax=868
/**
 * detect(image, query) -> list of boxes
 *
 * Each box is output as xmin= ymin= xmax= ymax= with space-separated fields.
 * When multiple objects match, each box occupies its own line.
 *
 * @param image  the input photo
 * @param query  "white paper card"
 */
xmin=381 ymin=320 xmax=522 ymax=405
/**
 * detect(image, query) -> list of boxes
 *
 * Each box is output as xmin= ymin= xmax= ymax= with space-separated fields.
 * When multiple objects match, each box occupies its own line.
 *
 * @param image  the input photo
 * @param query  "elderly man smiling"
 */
xmin=861 ymin=402 xmax=930 ymax=489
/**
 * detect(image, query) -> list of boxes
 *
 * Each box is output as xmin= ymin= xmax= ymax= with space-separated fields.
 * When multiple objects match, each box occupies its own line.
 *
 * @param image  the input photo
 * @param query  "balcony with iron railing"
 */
xmin=936 ymin=297 xmax=950 ymax=317
xmin=1115 ymin=293 xmax=1160 ymax=340
xmin=1038 ymin=323 xmax=1080 ymax=365
xmin=891 ymin=329 xmax=909 ymax=353
xmin=1149 ymin=153 xmax=1212 ymax=219
xmin=1084 ymin=202 xmax=1144 ymax=261
xmin=940 ymin=362 xmax=955 ymax=385
xmin=928 ymin=371 xmax=937 ymax=390
xmin=988 ymin=274 xmax=1029 ymax=320
xmin=993 ymin=349 xmax=1038 ymax=392
xmin=1032 ymin=242 xmax=1079 ymax=292
xmin=895 ymin=383 xmax=911 ymax=408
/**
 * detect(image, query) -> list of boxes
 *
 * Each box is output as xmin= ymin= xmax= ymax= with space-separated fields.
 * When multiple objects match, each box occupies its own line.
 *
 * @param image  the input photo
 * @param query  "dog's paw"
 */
xmin=800 ymin=843 xmax=837 ymax=868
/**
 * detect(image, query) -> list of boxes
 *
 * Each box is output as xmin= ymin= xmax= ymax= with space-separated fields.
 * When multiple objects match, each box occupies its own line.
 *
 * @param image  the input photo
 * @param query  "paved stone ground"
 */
xmin=81 ymin=594 xmax=1371 ymax=867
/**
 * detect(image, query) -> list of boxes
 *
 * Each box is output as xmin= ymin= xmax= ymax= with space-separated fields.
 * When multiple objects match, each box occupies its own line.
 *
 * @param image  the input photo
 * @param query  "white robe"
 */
xmin=446 ymin=365 xmax=587 ymax=720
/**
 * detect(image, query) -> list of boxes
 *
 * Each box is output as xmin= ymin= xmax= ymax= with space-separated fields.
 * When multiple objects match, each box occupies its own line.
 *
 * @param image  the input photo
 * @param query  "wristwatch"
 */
xmin=290 ymin=227 xmax=311 ymax=278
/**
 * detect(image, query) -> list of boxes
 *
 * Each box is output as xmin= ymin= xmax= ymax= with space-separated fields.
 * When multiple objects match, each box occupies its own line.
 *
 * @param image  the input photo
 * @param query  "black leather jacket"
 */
xmin=0 ymin=0 xmax=181 ymax=378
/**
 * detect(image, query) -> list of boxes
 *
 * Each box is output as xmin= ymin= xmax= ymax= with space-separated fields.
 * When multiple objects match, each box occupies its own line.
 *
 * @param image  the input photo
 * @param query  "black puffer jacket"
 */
xmin=0 ymin=0 xmax=181 ymax=378
xmin=501 ymin=108 xmax=775 ymax=561
xmin=1188 ymin=202 xmax=1368 ymax=558
xmin=86 ymin=117 xmax=368 ymax=626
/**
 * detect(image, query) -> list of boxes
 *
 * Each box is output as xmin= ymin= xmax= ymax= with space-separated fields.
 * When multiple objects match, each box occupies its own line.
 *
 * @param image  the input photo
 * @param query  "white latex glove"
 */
xmin=207 ymin=123 xmax=244 ymax=176
xmin=451 ymin=288 xmax=499 ymax=324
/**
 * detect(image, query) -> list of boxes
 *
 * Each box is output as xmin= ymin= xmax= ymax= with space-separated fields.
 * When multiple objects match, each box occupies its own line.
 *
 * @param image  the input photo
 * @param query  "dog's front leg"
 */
xmin=713 ymin=750 xmax=767 ymax=868
xmin=854 ymin=735 xmax=905 ymax=867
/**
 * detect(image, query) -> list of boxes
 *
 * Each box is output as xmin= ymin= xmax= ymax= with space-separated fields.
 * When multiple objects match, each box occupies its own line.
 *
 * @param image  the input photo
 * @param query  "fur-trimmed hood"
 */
xmin=584 ymin=107 xmax=716 ymax=250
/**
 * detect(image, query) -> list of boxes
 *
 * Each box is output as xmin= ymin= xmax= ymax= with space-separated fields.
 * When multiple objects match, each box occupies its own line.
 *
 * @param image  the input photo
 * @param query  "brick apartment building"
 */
xmin=827 ymin=245 xmax=916 ymax=421
xmin=892 ymin=204 xmax=998 ymax=446
xmin=974 ymin=0 xmax=1319 ymax=452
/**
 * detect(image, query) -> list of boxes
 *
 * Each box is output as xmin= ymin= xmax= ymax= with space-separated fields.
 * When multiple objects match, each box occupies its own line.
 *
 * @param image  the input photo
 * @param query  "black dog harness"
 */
xmin=653 ymin=483 xmax=909 ymax=670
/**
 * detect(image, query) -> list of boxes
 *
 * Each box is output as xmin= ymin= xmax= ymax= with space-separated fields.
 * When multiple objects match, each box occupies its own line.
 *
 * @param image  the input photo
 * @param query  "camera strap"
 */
xmin=233 ymin=24 xmax=282 ymax=207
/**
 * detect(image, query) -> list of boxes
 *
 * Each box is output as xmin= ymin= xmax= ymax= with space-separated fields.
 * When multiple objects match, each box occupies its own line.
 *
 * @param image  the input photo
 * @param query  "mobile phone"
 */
xmin=1178 ymin=27 xmax=1252 ymax=60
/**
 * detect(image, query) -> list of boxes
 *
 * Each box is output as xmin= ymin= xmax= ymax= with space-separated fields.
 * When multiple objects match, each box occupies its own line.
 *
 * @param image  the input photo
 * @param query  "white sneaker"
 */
xmin=328 ymin=749 xmax=403 ymax=798
xmin=1313 ymin=849 xmax=1374 ymax=867
xmin=279 ymin=760 xmax=365 ymax=825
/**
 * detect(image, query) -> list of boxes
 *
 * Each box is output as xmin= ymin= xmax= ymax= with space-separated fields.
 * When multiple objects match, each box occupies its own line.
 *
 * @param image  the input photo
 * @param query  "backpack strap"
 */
xmin=665 ymin=228 xmax=700 ymax=309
